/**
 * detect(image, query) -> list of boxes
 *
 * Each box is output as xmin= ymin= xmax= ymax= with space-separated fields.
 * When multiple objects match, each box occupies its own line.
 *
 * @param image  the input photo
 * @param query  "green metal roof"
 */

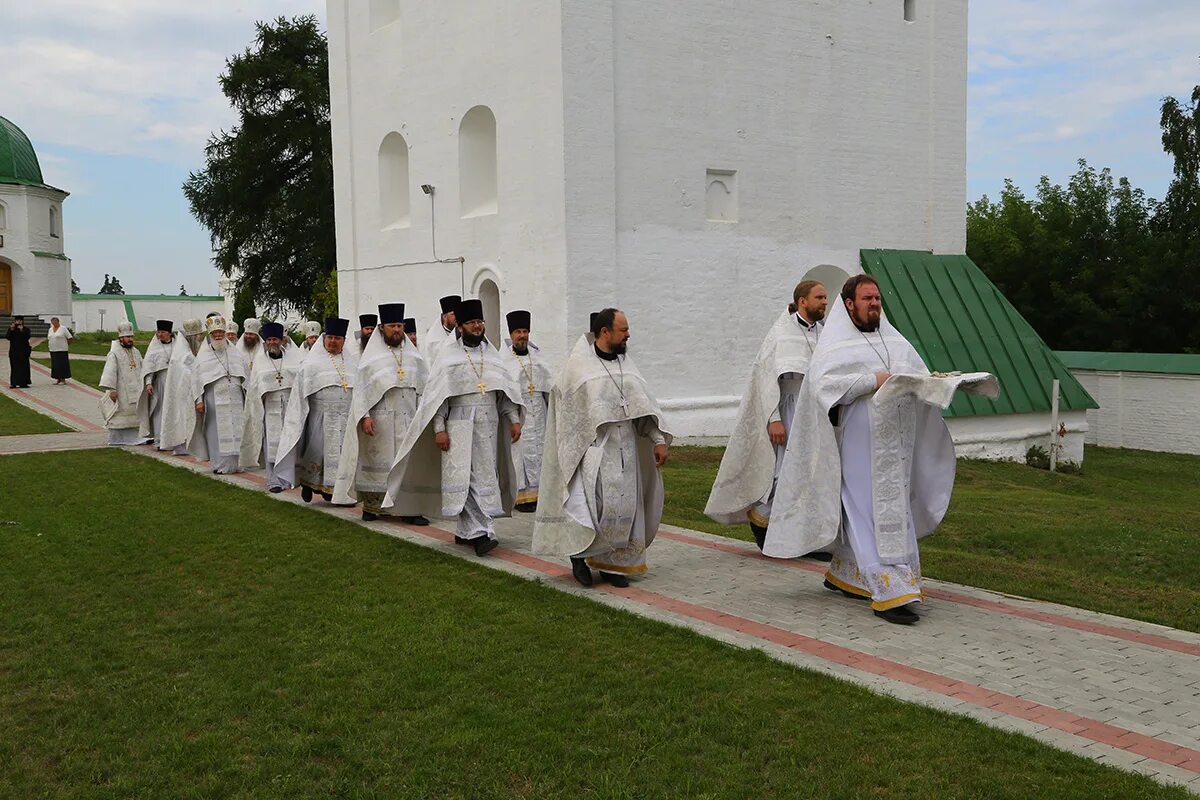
xmin=861 ymin=249 xmax=1098 ymax=418
xmin=1056 ymin=350 xmax=1200 ymax=376
xmin=0 ymin=116 xmax=48 ymax=188
xmin=31 ymin=251 xmax=69 ymax=261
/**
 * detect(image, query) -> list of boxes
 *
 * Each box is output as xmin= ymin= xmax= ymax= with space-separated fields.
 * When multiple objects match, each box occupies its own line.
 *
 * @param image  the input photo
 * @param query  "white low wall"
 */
xmin=71 ymin=295 xmax=226 ymax=332
xmin=666 ymin=393 xmax=1087 ymax=464
xmin=1069 ymin=369 xmax=1200 ymax=455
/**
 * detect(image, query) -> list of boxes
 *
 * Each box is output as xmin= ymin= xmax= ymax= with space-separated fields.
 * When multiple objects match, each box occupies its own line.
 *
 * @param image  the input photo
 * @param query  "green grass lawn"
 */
xmin=33 ymin=330 xmax=154 ymax=356
xmin=63 ymin=359 xmax=104 ymax=391
xmin=0 ymin=449 xmax=1184 ymax=800
xmin=0 ymin=392 xmax=71 ymax=436
xmin=662 ymin=446 xmax=1200 ymax=632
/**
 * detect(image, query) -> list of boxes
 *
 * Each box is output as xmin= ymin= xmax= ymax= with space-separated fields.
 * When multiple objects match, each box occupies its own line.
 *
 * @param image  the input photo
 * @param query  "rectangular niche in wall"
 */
xmin=706 ymin=169 xmax=738 ymax=223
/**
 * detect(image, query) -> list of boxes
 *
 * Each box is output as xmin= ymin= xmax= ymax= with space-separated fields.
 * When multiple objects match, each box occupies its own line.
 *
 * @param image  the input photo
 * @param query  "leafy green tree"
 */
xmin=98 ymin=274 xmax=126 ymax=295
xmin=184 ymin=16 xmax=335 ymax=318
xmin=231 ymin=283 xmax=257 ymax=327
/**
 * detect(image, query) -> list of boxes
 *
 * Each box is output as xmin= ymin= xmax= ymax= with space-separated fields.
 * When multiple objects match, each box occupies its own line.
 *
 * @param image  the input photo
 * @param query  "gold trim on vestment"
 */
xmin=746 ymin=508 xmax=770 ymax=528
xmin=823 ymin=571 xmax=872 ymax=598
xmin=871 ymin=592 xmax=924 ymax=612
xmin=585 ymin=559 xmax=649 ymax=575
xmin=516 ymin=489 xmax=539 ymax=505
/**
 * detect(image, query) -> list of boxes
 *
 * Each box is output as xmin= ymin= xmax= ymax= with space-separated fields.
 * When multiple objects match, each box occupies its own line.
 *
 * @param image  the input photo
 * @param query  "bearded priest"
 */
xmin=502 ymin=309 xmax=553 ymax=512
xmin=383 ymin=299 xmax=523 ymax=556
xmin=237 ymin=318 xmax=264 ymax=374
xmin=275 ymin=317 xmax=358 ymax=503
xmin=159 ymin=318 xmax=206 ymax=455
xmin=705 ymin=280 xmax=827 ymax=552
xmin=98 ymin=321 xmax=148 ymax=446
xmin=137 ymin=319 xmax=177 ymax=446
xmin=333 ymin=302 xmax=429 ymax=523
xmin=190 ymin=315 xmax=247 ymax=474
xmin=532 ymin=308 xmax=672 ymax=588
xmin=765 ymin=275 xmax=998 ymax=624
xmin=422 ymin=295 xmax=460 ymax=364
xmin=240 ymin=322 xmax=303 ymax=492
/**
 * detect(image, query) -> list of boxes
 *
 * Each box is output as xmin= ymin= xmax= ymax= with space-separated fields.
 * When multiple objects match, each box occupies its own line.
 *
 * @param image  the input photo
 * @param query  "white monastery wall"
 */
xmin=329 ymin=0 xmax=968 ymax=437
xmin=71 ymin=297 xmax=226 ymax=333
xmin=1070 ymin=369 xmax=1200 ymax=455
xmin=567 ymin=0 xmax=968 ymax=434
xmin=329 ymin=0 xmax=571 ymax=361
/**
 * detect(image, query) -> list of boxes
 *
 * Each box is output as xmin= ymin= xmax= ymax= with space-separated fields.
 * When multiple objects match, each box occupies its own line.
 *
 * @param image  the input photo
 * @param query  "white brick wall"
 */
xmin=1070 ymin=369 xmax=1200 ymax=455
xmin=328 ymin=0 xmax=970 ymax=436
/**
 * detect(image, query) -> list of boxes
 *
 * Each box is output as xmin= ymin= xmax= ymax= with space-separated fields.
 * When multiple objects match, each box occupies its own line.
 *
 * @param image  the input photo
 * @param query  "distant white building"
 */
xmin=327 ymin=0 xmax=968 ymax=438
xmin=0 ymin=115 xmax=72 ymax=323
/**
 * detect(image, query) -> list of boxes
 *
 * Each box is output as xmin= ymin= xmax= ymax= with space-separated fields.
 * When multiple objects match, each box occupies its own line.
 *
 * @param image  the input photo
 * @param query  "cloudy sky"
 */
xmin=4 ymin=1 xmax=1198 ymax=296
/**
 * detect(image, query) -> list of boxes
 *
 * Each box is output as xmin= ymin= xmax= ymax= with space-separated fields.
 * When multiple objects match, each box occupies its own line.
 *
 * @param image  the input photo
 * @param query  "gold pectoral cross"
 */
xmin=275 ymin=374 xmax=283 ymax=385
xmin=397 ymin=368 xmax=405 ymax=380
xmin=478 ymin=382 xmax=487 ymax=395
xmin=528 ymin=382 xmax=536 ymax=395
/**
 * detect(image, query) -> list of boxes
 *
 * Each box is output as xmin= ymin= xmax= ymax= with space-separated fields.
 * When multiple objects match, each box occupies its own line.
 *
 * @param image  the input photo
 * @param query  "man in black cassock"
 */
xmin=5 ymin=316 xmax=33 ymax=388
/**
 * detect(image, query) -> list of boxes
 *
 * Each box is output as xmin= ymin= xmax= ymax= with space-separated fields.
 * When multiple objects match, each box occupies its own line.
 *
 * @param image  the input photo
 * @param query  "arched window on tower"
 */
xmin=49 ymin=205 xmax=60 ymax=238
xmin=459 ymin=106 xmax=498 ymax=218
xmin=379 ymin=132 xmax=411 ymax=229
xmin=0 ymin=201 xmax=7 ymax=230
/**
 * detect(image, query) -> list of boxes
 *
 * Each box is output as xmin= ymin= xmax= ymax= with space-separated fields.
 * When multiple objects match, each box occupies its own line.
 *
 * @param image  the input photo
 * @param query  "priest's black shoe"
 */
xmin=320 ymin=492 xmax=332 ymax=502
xmin=824 ymin=578 xmax=866 ymax=600
xmin=362 ymin=510 xmax=379 ymax=522
xmin=473 ymin=537 xmax=499 ymax=557
xmin=570 ymin=557 xmax=593 ymax=587
xmin=874 ymin=606 xmax=920 ymax=625
xmin=269 ymin=486 xmax=283 ymax=494
xmin=454 ymin=535 xmax=470 ymax=545
xmin=600 ymin=571 xmax=630 ymax=588
xmin=400 ymin=515 xmax=429 ymax=526
xmin=805 ymin=551 xmax=833 ymax=562
xmin=749 ymin=523 xmax=768 ymax=551
xmin=515 ymin=502 xmax=538 ymax=513
xmin=301 ymin=486 xmax=313 ymax=503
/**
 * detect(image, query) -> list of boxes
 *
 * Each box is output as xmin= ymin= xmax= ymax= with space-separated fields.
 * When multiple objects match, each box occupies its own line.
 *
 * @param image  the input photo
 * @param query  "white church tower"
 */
xmin=327 ymin=0 xmax=968 ymax=436
xmin=0 ymin=116 xmax=72 ymax=325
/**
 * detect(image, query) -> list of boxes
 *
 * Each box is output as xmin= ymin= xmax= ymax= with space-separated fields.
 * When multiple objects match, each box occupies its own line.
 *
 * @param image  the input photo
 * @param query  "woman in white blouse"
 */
xmin=46 ymin=317 xmax=73 ymax=384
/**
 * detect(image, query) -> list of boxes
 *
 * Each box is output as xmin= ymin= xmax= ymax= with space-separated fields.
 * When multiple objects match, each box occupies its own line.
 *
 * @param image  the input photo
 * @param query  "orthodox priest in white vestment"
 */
xmin=98 ymin=322 xmax=148 ymax=446
xmin=158 ymin=319 xmax=205 ymax=455
xmin=275 ymin=318 xmax=358 ymax=502
xmin=236 ymin=318 xmax=264 ymax=376
xmin=765 ymin=275 xmax=998 ymax=624
xmin=501 ymin=309 xmax=553 ymax=512
xmin=332 ymin=303 xmax=429 ymax=522
xmin=136 ymin=319 xmax=177 ymax=445
xmin=240 ymin=322 xmax=302 ymax=491
xmin=705 ymin=280 xmax=827 ymax=551
xmin=189 ymin=315 xmax=247 ymax=474
xmin=533 ymin=309 xmax=672 ymax=588
xmin=383 ymin=299 xmax=523 ymax=557
xmin=421 ymin=294 xmax=460 ymax=365
xmin=300 ymin=321 xmax=321 ymax=351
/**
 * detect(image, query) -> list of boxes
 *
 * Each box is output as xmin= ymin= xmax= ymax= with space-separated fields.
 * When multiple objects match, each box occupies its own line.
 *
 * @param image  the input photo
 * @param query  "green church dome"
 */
xmin=0 ymin=116 xmax=48 ymax=188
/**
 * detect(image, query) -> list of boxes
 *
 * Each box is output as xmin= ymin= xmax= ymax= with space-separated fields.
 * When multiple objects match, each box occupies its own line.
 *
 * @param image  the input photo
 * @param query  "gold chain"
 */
xmin=464 ymin=345 xmax=488 ymax=394
xmin=515 ymin=349 xmax=537 ymax=395
xmin=328 ymin=351 xmax=349 ymax=390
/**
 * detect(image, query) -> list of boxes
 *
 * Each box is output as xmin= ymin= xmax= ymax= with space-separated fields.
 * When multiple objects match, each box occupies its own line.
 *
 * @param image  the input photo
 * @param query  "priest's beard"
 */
xmin=609 ymin=341 xmax=628 ymax=356
xmin=383 ymin=330 xmax=407 ymax=348
xmin=462 ymin=332 xmax=485 ymax=347
xmin=807 ymin=306 xmax=825 ymax=322
xmin=266 ymin=343 xmax=284 ymax=358
xmin=211 ymin=338 xmax=227 ymax=351
xmin=512 ymin=345 xmax=529 ymax=356
xmin=851 ymin=309 xmax=881 ymax=333
xmin=120 ymin=341 xmax=133 ymax=349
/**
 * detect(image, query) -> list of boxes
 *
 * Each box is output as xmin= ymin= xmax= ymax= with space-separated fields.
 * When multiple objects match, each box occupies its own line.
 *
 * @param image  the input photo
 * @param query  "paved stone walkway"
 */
xmin=0 ymin=344 xmax=108 ymax=452
xmin=3 ymin=371 xmax=1199 ymax=793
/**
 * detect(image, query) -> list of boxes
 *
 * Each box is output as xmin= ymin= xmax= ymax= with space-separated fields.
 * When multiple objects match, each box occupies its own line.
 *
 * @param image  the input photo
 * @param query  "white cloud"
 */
xmin=3 ymin=1 xmax=326 ymax=166
xmin=968 ymin=0 xmax=1200 ymax=196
